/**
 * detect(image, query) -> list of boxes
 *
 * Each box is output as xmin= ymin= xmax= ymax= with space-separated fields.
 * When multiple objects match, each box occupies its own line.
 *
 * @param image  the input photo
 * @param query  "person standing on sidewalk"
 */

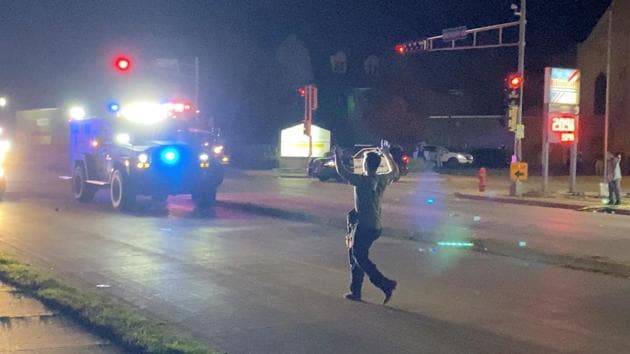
xmin=334 ymin=146 xmax=399 ymax=304
xmin=607 ymin=151 xmax=622 ymax=205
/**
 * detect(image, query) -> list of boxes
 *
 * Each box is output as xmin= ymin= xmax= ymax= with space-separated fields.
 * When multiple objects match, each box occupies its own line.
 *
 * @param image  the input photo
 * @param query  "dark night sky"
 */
xmin=0 ymin=0 xmax=612 ymax=118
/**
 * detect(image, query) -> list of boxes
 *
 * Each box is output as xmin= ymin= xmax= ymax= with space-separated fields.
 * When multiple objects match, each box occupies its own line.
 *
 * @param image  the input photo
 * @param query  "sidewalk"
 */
xmin=241 ymin=170 xmax=629 ymax=212
xmin=447 ymin=174 xmax=630 ymax=214
xmin=0 ymin=281 xmax=124 ymax=353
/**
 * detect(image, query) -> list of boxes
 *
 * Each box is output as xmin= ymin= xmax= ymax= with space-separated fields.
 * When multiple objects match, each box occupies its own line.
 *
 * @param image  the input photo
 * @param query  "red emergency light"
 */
xmin=114 ymin=56 xmax=132 ymax=72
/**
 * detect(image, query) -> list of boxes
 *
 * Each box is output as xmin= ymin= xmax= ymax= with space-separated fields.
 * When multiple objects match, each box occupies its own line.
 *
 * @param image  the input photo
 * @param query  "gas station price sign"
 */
xmin=549 ymin=113 xmax=577 ymax=143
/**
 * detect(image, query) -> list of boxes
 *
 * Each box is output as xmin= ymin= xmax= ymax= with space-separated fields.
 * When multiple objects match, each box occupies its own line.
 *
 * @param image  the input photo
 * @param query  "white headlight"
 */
xmin=324 ymin=160 xmax=336 ymax=167
xmin=119 ymin=102 xmax=168 ymax=125
xmin=115 ymin=133 xmax=131 ymax=145
xmin=138 ymin=153 xmax=149 ymax=163
xmin=0 ymin=140 xmax=10 ymax=151
xmin=199 ymin=153 xmax=209 ymax=162
xmin=69 ymin=106 xmax=86 ymax=120
xmin=212 ymin=145 xmax=224 ymax=155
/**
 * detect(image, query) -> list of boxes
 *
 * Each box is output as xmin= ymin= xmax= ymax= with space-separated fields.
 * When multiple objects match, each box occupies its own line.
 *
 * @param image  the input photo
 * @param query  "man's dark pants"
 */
xmin=348 ymin=226 xmax=393 ymax=295
xmin=609 ymin=179 xmax=621 ymax=204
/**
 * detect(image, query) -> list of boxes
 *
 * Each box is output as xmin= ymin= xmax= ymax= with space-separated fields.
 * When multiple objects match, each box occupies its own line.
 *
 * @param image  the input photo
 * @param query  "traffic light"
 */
xmin=114 ymin=56 xmax=132 ymax=72
xmin=507 ymin=73 xmax=523 ymax=90
xmin=297 ymin=87 xmax=306 ymax=97
xmin=504 ymin=73 xmax=523 ymax=132
xmin=395 ymin=44 xmax=407 ymax=55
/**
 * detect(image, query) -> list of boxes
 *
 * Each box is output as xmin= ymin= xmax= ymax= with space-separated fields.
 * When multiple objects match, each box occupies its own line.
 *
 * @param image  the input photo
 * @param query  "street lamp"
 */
xmin=0 ymin=97 xmax=7 ymax=108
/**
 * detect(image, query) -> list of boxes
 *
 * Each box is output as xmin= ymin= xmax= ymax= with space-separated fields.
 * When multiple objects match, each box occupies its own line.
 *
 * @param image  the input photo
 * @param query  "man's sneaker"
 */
xmin=343 ymin=292 xmax=362 ymax=302
xmin=382 ymin=280 xmax=397 ymax=305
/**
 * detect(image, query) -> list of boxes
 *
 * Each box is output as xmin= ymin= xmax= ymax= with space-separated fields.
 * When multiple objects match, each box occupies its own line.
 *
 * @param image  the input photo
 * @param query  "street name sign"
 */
xmin=442 ymin=26 xmax=468 ymax=42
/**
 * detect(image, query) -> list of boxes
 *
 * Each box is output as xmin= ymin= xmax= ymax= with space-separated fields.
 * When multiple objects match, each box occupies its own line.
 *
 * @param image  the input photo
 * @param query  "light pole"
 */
xmin=511 ymin=0 xmax=527 ymax=196
xmin=603 ymin=9 xmax=612 ymax=184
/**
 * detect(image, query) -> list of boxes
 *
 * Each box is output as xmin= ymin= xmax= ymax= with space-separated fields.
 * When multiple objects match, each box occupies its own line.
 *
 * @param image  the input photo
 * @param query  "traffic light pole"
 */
xmin=395 ymin=0 xmax=528 ymax=196
xmin=511 ymin=0 xmax=527 ymax=196
xmin=302 ymin=85 xmax=317 ymax=158
xmin=194 ymin=57 xmax=200 ymax=111
xmin=305 ymin=89 xmax=313 ymax=158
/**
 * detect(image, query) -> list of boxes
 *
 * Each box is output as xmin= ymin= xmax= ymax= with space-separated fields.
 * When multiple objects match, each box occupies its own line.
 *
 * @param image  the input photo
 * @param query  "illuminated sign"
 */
xmin=560 ymin=133 xmax=575 ymax=142
xmin=546 ymin=68 xmax=580 ymax=105
xmin=549 ymin=114 xmax=577 ymax=143
xmin=551 ymin=116 xmax=575 ymax=132
xmin=280 ymin=123 xmax=331 ymax=158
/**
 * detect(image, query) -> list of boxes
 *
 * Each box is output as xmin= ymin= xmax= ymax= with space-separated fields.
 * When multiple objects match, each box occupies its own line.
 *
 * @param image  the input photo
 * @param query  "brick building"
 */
xmin=577 ymin=0 xmax=630 ymax=173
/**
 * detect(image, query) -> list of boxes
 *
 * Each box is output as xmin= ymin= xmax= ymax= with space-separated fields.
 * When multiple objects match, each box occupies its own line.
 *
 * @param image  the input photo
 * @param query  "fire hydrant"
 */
xmin=478 ymin=167 xmax=487 ymax=192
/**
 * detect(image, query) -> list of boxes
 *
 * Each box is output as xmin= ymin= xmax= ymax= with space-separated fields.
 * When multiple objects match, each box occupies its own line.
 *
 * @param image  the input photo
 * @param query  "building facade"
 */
xmin=577 ymin=0 xmax=630 ymax=172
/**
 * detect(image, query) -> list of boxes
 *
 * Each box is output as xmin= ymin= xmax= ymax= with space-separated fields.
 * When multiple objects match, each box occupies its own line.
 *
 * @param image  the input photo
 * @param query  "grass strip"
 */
xmin=0 ymin=252 xmax=216 ymax=354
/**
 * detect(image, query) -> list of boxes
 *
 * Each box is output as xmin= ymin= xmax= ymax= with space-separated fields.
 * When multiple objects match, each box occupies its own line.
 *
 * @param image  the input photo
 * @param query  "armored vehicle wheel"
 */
xmin=110 ymin=169 xmax=136 ymax=210
xmin=192 ymin=188 xmax=217 ymax=209
xmin=72 ymin=166 xmax=96 ymax=202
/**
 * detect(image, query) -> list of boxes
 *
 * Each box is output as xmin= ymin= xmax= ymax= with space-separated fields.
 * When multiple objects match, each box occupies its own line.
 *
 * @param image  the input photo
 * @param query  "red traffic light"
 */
xmin=507 ymin=74 xmax=523 ymax=90
xmin=114 ymin=56 xmax=132 ymax=72
xmin=395 ymin=44 xmax=407 ymax=55
xmin=298 ymin=87 xmax=306 ymax=97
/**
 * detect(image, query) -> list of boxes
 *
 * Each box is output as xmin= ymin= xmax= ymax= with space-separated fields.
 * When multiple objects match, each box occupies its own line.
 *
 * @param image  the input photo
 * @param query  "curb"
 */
xmin=219 ymin=199 xmax=630 ymax=278
xmin=455 ymin=192 xmax=630 ymax=215
xmin=454 ymin=192 xmax=582 ymax=210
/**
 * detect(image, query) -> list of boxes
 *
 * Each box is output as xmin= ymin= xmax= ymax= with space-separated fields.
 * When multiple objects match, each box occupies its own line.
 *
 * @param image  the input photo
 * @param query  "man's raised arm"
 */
xmin=382 ymin=148 xmax=400 ymax=183
xmin=334 ymin=146 xmax=361 ymax=185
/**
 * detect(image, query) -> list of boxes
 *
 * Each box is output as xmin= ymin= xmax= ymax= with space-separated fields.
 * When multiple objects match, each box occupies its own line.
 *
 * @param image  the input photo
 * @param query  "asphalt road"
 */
xmin=219 ymin=173 xmax=630 ymax=265
xmin=1 ymin=167 xmax=630 ymax=353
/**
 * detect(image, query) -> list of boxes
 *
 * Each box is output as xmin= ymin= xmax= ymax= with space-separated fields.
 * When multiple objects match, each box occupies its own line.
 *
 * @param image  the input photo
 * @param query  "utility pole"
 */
xmin=603 ymin=9 xmax=612 ymax=184
xmin=511 ymin=0 xmax=527 ymax=196
xmin=194 ymin=57 xmax=200 ymax=110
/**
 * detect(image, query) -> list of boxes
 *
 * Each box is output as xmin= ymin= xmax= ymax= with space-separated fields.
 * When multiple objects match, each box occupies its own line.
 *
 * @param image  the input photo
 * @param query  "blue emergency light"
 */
xmin=107 ymin=102 xmax=120 ymax=113
xmin=160 ymin=147 xmax=180 ymax=165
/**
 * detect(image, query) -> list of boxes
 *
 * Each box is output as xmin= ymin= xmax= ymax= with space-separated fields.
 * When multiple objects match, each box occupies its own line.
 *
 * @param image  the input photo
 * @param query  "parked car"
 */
xmin=389 ymin=145 xmax=410 ymax=177
xmin=421 ymin=145 xmax=474 ymax=168
xmin=307 ymin=152 xmax=343 ymax=182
